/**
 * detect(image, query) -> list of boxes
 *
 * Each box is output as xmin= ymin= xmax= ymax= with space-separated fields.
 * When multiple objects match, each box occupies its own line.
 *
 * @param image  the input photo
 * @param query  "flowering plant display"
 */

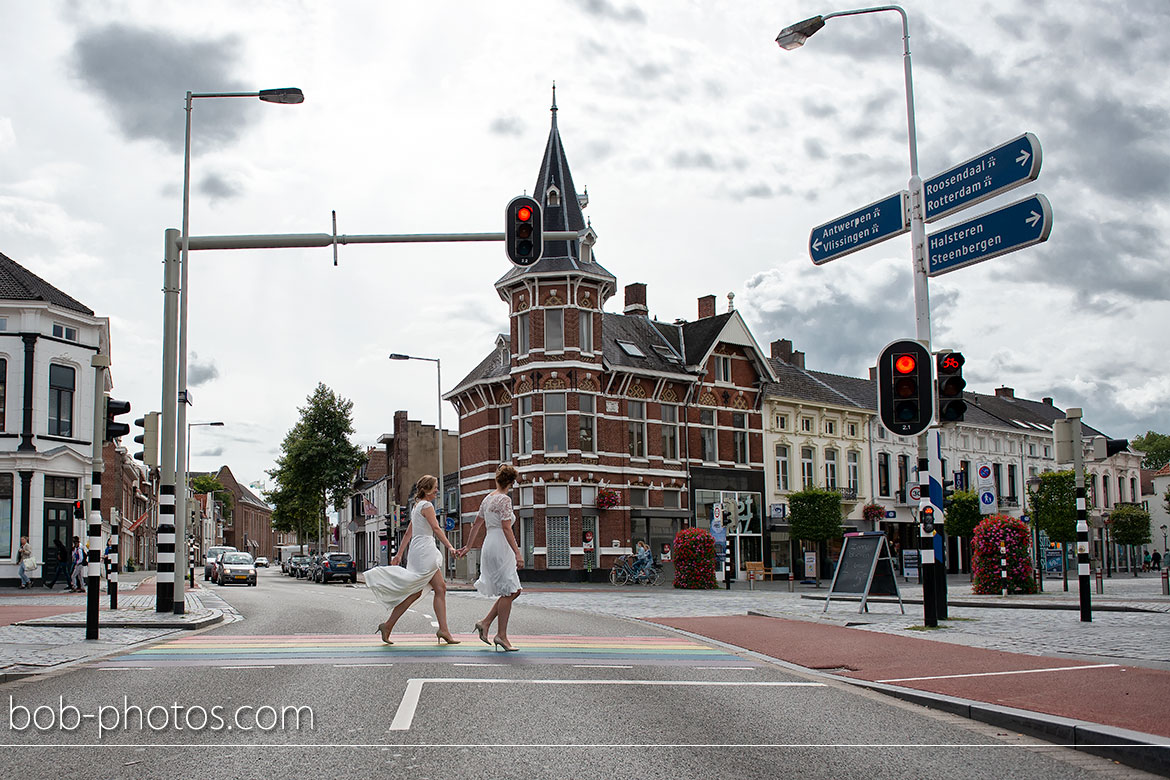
xmin=861 ymin=503 xmax=886 ymax=524
xmin=971 ymin=513 xmax=1037 ymax=594
xmin=672 ymin=528 xmax=718 ymax=589
xmin=595 ymin=488 xmax=621 ymax=510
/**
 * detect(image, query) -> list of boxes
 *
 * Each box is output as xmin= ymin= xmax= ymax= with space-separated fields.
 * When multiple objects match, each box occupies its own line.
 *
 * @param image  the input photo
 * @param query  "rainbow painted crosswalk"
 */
xmin=98 ymin=633 xmax=760 ymax=670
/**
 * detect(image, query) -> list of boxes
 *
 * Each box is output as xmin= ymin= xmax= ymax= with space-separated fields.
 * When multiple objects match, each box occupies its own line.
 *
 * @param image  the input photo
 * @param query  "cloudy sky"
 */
xmin=2 ymin=0 xmax=1167 ymax=489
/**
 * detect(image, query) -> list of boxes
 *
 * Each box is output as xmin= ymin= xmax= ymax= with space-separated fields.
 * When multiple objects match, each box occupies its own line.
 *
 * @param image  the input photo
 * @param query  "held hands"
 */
xmin=455 ymin=547 xmax=468 ymax=558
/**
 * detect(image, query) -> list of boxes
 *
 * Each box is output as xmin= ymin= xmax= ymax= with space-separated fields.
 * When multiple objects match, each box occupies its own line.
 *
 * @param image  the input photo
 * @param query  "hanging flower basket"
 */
xmin=595 ymin=488 xmax=621 ymax=510
xmin=862 ymin=503 xmax=886 ymax=524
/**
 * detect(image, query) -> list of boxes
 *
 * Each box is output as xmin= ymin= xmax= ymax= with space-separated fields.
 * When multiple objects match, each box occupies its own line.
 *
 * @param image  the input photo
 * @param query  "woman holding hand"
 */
xmin=365 ymin=475 xmax=461 ymax=645
xmin=458 ymin=463 xmax=523 ymax=651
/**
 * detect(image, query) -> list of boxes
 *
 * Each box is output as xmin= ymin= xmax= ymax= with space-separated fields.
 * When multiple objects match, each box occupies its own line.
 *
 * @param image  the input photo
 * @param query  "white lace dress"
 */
xmin=474 ymin=492 xmax=522 ymax=598
xmin=365 ymin=500 xmax=442 ymax=608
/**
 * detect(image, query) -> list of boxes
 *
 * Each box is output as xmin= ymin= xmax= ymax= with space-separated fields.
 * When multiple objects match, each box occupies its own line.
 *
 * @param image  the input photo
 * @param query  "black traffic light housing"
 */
xmin=104 ymin=397 xmax=131 ymax=442
xmin=73 ymin=500 xmax=84 ymax=520
xmin=505 ymin=195 xmax=543 ymax=266
xmin=920 ymin=505 xmax=936 ymax=534
xmin=936 ymin=351 xmax=967 ymax=423
xmin=133 ymin=412 xmax=160 ymax=467
xmin=941 ymin=478 xmax=956 ymax=508
xmin=1092 ymin=437 xmax=1129 ymax=460
xmin=877 ymin=339 xmax=933 ymax=437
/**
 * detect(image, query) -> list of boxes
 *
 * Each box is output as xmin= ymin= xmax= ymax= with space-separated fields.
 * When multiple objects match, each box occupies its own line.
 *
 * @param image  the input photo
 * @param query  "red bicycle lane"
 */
xmin=648 ymin=614 xmax=1170 ymax=739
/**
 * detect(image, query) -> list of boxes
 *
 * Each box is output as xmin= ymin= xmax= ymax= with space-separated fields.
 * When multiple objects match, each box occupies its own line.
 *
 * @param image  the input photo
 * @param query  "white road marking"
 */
xmin=453 ymin=663 xmax=506 ymax=667
xmin=389 ymin=678 xmax=824 ymax=731
xmin=696 ymin=666 xmax=754 ymax=671
xmin=219 ymin=665 xmax=275 ymax=670
xmin=573 ymin=664 xmax=633 ymax=669
xmin=430 ymin=621 xmax=440 ymax=628
xmin=333 ymin=663 xmax=393 ymax=668
xmin=100 ymin=667 xmax=149 ymax=671
xmin=877 ymin=663 xmax=1119 ymax=683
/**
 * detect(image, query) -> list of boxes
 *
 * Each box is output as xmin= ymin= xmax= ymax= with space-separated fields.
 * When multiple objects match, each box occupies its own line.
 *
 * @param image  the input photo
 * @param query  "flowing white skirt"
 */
xmin=365 ymin=535 xmax=442 ymax=609
xmin=474 ymin=528 xmax=522 ymax=598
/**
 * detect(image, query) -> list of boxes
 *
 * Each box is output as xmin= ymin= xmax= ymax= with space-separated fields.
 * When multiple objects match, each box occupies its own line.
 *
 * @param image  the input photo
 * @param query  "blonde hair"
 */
xmin=414 ymin=475 xmax=438 ymax=501
xmin=495 ymin=463 xmax=518 ymax=488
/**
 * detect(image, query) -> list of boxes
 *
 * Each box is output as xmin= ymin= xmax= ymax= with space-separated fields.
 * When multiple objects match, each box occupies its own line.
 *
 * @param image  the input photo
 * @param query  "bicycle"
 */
xmin=608 ymin=555 xmax=662 ymax=586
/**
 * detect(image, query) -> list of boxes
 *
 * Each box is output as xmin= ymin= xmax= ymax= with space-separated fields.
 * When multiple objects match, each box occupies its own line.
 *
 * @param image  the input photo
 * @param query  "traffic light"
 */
xmin=133 ymin=412 xmax=160 ymax=467
xmin=920 ymin=504 xmax=936 ymax=534
xmin=876 ymin=339 xmax=933 ymax=437
xmin=505 ymin=195 xmax=542 ymax=266
xmin=1091 ymin=437 xmax=1129 ymax=460
xmin=936 ymin=351 xmax=967 ymax=423
xmin=104 ymin=397 xmax=131 ymax=442
xmin=941 ymin=478 xmax=956 ymax=508
xmin=73 ymin=500 xmax=84 ymax=519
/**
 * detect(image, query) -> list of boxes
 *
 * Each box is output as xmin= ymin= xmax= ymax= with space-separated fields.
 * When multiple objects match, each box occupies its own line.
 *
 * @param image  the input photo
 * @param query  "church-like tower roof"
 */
xmin=495 ymin=87 xmax=616 ymax=291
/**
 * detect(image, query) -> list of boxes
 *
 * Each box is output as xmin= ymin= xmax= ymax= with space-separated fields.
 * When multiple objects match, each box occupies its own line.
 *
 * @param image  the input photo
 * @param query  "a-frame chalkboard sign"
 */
xmin=823 ymin=532 xmax=904 ymax=614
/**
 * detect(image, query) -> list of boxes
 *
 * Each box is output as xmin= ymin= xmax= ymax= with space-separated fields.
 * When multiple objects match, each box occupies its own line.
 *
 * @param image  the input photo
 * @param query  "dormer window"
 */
xmin=617 ymin=340 xmax=645 ymax=358
xmin=545 ymin=184 xmax=561 ymax=208
xmin=53 ymin=323 xmax=78 ymax=342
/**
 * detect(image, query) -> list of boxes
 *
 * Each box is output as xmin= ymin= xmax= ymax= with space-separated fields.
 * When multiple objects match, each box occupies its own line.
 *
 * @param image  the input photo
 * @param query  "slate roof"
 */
xmin=968 ymin=392 xmax=1105 ymax=437
xmin=763 ymin=360 xmax=865 ymax=409
xmin=601 ymin=313 xmax=693 ymax=376
xmin=677 ymin=313 xmax=733 ymax=367
xmin=0 ymin=251 xmax=93 ymax=314
xmin=446 ymin=335 xmax=510 ymax=397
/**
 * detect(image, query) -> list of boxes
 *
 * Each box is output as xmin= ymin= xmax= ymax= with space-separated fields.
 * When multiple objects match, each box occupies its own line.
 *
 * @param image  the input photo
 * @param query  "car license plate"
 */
xmin=234 ymin=574 xmax=248 ymax=580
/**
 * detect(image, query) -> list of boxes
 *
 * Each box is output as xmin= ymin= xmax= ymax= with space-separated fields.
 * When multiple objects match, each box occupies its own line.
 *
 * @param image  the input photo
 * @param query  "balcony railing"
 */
xmin=833 ymin=487 xmax=859 ymax=501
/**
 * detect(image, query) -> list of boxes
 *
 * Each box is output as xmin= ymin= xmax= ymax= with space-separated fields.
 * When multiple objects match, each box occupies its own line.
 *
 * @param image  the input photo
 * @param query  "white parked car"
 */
xmin=254 ymin=556 xmax=269 ymax=568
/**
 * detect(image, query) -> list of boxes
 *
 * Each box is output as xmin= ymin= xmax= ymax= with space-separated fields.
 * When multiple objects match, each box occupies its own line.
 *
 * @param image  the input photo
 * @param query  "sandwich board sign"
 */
xmin=824 ymin=532 xmax=904 ymax=614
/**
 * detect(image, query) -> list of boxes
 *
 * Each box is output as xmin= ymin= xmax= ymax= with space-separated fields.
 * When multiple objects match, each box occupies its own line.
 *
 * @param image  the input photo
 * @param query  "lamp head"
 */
xmin=776 ymin=15 xmax=826 ymax=50
xmin=258 ymin=88 xmax=305 ymax=104
xmin=388 ymin=354 xmax=410 ymax=361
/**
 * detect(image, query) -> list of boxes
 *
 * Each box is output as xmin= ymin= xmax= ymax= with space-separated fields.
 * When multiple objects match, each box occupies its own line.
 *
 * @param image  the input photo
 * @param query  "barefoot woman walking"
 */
xmin=365 ymin=476 xmax=461 ymax=645
xmin=458 ymin=464 xmax=523 ymax=651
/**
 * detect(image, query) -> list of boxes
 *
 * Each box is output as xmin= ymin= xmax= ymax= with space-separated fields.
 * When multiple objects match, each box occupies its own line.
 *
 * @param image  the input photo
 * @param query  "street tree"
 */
xmin=1131 ymin=430 xmax=1170 ymax=470
xmin=1109 ymin=503 xmax=1152 ymax=576
xmin=266 ymin=383 xmax=366 ymax=553
xmin=943 ymin=490 xmax=980 ymax=539
xmin=190 ymin=473 xmax=233 ymax=523
xmin=1027 ymin=470 xmax=1077 ymax=544
xmin=788 ymin=487 xmax=843 ymax=585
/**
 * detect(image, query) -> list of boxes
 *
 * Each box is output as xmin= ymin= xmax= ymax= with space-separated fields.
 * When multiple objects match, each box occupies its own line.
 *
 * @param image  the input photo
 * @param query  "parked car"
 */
xmin=285 ymin=554 xmax=308 ymax=576
xmin=204 ymin=546 xmax=237 ymax=581
xmin=294 ymin=555 xmax=316 ymax=579
xmin=217 ymin=552 xmax=257 ymax=586
xmin=313 ymin=552 xmax=357 ymax=584
xmin=282 ymin=555 xmax=304 ymax=575
xmin=254 ymin=556 xmax=269 ymax=568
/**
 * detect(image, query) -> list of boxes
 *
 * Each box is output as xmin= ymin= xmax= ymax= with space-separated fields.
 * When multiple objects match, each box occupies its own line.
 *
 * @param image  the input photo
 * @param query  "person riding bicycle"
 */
xmin=632 ymin=540 xmax=653 ymax=579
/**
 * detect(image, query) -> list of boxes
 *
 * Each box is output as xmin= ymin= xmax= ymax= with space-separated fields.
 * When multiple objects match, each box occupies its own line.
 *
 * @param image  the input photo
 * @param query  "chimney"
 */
xmin=869 ymin=366 xmax=877 ymax=381
xmin=995 ymin=386 xmax=1015 ymax=399
xmin=770 ymin=339 xmax=793 ymax=362
xmin=623 ymin=282 xmax=648 ymax=316
xmin=791 ymin=350 xmax=805 ymax=369
xmin=1042 ymin=396 xmax=1054 ymax=406
xmin=698 ymin=295 xmax=716 ymax=319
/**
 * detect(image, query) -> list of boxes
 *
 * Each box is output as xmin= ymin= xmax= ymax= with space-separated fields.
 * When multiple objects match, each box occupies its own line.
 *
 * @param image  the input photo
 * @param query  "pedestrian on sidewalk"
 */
xmin=44 ymin=539 xmax=70 ymax=589
xmin=68 ymin=536 xmax=85 ymax=592
xmin=458 ymin=463 xmax=524 ymax=652
xmin=1143 ymin=550 xmax=1152 ymax=572
xmin=17 ymin=536 xmax=34 ymax=588
xmin=1153 ymin=551 xmax=1162 ymax=571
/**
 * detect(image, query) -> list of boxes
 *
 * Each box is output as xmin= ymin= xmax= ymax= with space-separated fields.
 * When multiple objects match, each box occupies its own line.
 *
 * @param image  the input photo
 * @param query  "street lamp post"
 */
xmin=164 ymin=87 xmax=303 ymax=614
xmin=1161 ymin=524 xmax=1167 ymax=553
xmin=776 ymin=5 xmax=939 ymax=624
xmin=388 ymin=354 xmax=446 ymax=533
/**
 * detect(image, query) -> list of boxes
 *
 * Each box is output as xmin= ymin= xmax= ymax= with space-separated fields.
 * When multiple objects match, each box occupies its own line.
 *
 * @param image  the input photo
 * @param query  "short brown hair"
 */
xmin=414 ymin=475 xmax=438 ymax=501
xmin=495 ymin=463 xmax=518 ymax=488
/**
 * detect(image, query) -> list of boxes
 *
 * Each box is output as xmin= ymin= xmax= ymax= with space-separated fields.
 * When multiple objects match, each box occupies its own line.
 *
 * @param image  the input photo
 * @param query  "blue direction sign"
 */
xmin=927 ymin=194 xmax=1052 ymax=277
xmin=809 ymin=191 xmax=910 ymax=265
xmin=924 ymin=132 xmax=1042 ymax=222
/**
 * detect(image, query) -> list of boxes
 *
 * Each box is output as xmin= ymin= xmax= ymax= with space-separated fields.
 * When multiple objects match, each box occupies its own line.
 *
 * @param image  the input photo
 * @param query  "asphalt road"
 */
xmin=0 ymin=568 xmax=1157 ymax=778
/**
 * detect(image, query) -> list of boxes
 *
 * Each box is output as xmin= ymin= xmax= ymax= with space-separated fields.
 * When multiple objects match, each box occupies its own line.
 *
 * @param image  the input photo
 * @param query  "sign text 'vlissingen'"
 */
xmin=924 ymin=132 xmax=1042 ymax=223
xmin=927 ymin=193 xmax=1052 ymax=277
xmin=809 ymin=191 xmax=910 ymax=265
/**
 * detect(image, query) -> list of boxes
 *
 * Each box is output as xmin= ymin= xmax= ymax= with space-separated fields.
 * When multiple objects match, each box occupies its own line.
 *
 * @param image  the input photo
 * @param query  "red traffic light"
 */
xmin=516 ymin=206 xmax=533 ymax=222
xmin=894 ymin=354 xmax=917 ymax=374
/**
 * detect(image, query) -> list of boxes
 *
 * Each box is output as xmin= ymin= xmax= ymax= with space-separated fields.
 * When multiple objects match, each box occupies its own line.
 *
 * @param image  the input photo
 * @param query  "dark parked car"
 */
xmin=283 ymin=554 xmax=308 ymax=575
xmin=217 ymin=552 xmax=257 ymax=586
xmin=204 ymin=546 xmax=237 ymax=581
xmin=293 ymin=555 xmax=315 ymax=579
xmin=312 ymin=552 xmax=356 ymax=584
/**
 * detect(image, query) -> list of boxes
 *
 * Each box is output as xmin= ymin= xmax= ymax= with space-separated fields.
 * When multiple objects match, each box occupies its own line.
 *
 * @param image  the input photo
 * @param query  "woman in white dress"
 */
xmin=457 ymin=463 xmax=523 ymax=651
xmin=365 ymin=475 xmax=461 ymax=645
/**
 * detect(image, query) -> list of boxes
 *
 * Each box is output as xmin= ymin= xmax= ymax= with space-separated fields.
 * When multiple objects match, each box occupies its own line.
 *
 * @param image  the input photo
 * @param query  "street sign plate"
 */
xmin=884 ymin=510 xmax=897 ymax=519
xmin=908 ymin=485 xmax=922 ymax=502
xmin=809 ymin=191 xmax=910 ymax=265
xmin=927 ymin=194 xmax=1052 ymax=277
xmin=924 ymin=132 xmax=1042 ymax=222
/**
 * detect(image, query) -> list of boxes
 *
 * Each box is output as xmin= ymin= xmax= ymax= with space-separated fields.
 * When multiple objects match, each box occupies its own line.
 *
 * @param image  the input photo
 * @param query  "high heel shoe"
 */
xmin=436 ymin=630 xmax=461 ymax=645
xmin=473 ymin=621 xmax=490 ymax=646
xmin=492 ymin=636 xmax=518 ymax=652
xmin=375 ymin=623 xmax=393 ymax=645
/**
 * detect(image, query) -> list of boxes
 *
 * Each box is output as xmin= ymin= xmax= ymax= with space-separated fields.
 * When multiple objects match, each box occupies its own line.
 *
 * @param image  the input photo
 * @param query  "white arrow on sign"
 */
xmin=1016 ymin=149 xmax=1031 ymax=166
xmin=1026 ymin=210 xmax=1042 ymax=227
xmin=812 ymin=238 xmax=822 ymax=251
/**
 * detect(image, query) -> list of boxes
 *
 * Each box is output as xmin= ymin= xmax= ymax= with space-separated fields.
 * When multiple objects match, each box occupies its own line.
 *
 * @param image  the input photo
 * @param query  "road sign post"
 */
xmin=924 ymin=132 xmax=1042 ymax=222
xmin=927 ymin=194 xmax=1052 ymax=277
xmin=809 ymin=191 xmax=910 ymax=265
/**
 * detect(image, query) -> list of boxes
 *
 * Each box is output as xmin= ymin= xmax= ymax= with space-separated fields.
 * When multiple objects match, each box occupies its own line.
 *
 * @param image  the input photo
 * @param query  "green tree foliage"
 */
xmin=1109 ymin=504 xmax=1152 ymax=547
xmin=1027 ymin=470 xmax=1077 ymax=543
xmin=788 ymin=488 xmax=844 ymax=544
xmin=265 ymin=383 xmax=366 ymax=551
xmin=190 ymin=474 xmax=233 ymax=523
xmin=1131 ymin=430 xmax=1170 ymax=470
xmin=671 ymin=528 xmax=717 ymax=589
xmin=971 ymin=514 xmax=1037 ymax=595
xmin=943 ymin=490 xmax=981 ymax=538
